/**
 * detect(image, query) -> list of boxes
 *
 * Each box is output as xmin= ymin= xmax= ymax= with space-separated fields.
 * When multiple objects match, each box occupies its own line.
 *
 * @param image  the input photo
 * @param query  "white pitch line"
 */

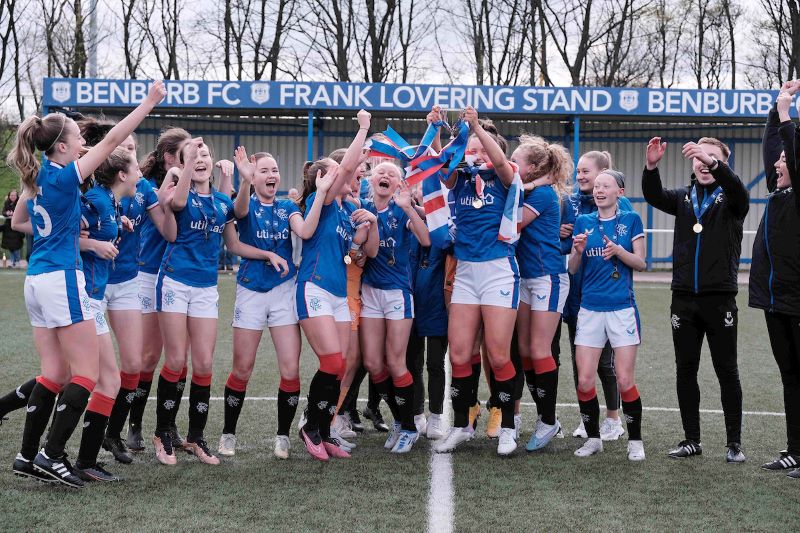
xmin=153 ymin=397 xmax=786 ymax=417
xmin=426 ymin=358 xmax=453 ymax=533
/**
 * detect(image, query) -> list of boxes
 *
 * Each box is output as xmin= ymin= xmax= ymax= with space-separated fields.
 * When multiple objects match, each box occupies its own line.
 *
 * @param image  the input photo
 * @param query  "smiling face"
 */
xmin=120 ymin=135 xmax=137 ymax=158
xmin=369 ymin=162 xmax=402 ymax=199
xmin=120 ymin=159 xmax=140 ymax=198
xmin=191 ymin=145 xmax=213 ymax=186
xmin=775 ymin=151 xmax=790 ymax=189
xmin=253 ymin=155 xmax=281 ymax=201
xmin=576 ymin=155 xmax=603 ymax=193
xmin=510 ymin=146 xmax=533 ymax=182
xmin=8 ymin=190 xmax=18 ymax=202
xmin=55 ymin=119 xmax=85 ymax=163
xmin=466 ymin=136 xmax=488 ymax=166
xmin=693 ymin=142 xmax=726 ymax=185
xmin=593 ymin=172 xmax=623 ymax=209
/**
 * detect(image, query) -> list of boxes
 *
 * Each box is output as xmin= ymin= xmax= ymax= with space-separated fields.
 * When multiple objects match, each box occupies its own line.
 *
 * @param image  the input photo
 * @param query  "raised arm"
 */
xmin=427 ymin=106 xmax=443 ymax=152
xmin=78 ymin=81 xmax=166 ymax=180
xmin=763 ymin=82 xmax=796 ymax=192
xmin=642 ymin=137 xmax=679 ymax=216
xmin=396 ymin=181 xmax=430 ymax=246
xmin=463 ymin=106 xmax=514 ymax=186
xmin=289 ymin=167 xmax=334 ymax=239
xmin=328 ymin=110 xmax=371 ymax=205
xmin=568 ymin=231 xmax=587 ymax=275
xmin=216 ymin=159 xmax=234 ymax=197
xmin=232 ymin=147 xmax=255 ymax=219
xmin=170 ymin=138 xmax=202 ymax=212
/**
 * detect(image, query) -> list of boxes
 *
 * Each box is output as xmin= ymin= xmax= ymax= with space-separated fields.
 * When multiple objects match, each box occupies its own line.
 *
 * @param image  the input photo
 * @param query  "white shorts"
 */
xmin=137 ymin=272 xmax=158 ymax=314
xmin=574 ymin=307 xmax=641 ymax=349
xmin=360 ymin=284 xmax=414 ymax=320
xmin=156 ymin=273 xmax=219 ymax=319
xmin=451 ymin=257 xmax=520 ymax=309
xmin=296 ymin=281 xmax=350 ymax=322
xmin=233 ymin=279 xmax=298 ymax=330
xmin=24 ymin=270 xmax=93 ymax=328
xmin=104 ymin=277 xmax=140 ymax=312
xmin=520 ymin=273 xmax=570 ymax=313
xmin=88 ymin=297 xmax=110 ymax=335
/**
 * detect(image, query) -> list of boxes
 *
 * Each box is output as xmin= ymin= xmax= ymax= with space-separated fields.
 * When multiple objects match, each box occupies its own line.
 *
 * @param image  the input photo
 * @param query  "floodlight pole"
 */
xmin=307 ymin=110 xmax=315 ymax=162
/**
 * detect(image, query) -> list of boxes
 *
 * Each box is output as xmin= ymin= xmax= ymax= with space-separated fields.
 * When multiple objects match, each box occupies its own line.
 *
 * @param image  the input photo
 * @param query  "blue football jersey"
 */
xmin=517 ymin=185 xmax=566 ymax=278
xmin=409 ymin=236 xmax=448 ymax=337
xmin=573 ymin=210 xmax=644 ymax=312
xmin=236 ymin=196 xmax=301 ymax=292
xmin=27 ymin=158 xmax=84 ymax=275
xmin=451 ymin=168 xmax=517 ymax=262
xmin=296 ymin=193 xmax=354 ymax=297
xmin=160 ymin=189 xmax=234 ymax=288
xmin=81 ymin=185 xmax=121 ymax=299
xmin=138 ymin=178 xmax=168 ymax=275
xmin=362 ymin=200 xmax=412 ymax=291
xmin=108 ymin=178 xmax=159 ymax=285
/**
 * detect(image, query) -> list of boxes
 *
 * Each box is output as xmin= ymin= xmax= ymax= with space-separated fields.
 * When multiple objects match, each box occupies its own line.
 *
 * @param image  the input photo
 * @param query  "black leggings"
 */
xmin=764 ymin=311 xmax=800 ymax=456
xmin=671 ymin=292 xmax=742 ymax=444
xmin=563 ymin=316 xmax=619 ymax=411
xmin=406 ymin=334 xmax=448 ymax=416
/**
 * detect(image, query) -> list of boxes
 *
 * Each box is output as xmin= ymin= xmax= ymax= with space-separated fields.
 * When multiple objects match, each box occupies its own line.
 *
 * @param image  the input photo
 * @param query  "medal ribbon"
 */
xmin=690 ymin=185 xmax=722 ymax=224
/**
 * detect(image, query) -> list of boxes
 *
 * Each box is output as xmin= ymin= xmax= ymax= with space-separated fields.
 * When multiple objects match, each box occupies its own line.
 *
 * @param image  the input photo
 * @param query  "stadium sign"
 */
xmin=44 ymin=78 xmax=787 ymax=118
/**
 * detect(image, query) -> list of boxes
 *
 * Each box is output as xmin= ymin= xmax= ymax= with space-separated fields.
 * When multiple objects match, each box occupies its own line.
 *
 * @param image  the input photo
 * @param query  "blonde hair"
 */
xmin=516 ymin=135 xmax=573 ymax=200
xmin=580 ymin=150 xmax=613 ymax=172
xmin=6 ymin=113 xmax=70 ymax=191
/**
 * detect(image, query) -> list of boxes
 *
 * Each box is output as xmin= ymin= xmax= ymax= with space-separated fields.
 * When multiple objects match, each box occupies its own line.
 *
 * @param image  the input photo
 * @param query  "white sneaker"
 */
xmin=384 ymin=422 xmax=402 ymax=450
xmin=390 ymin=430 xmax=419 ymax=454
xmin=574 ymin=437 xmax=603 ymax=457
xmin=414 ymin=414 xmax=428 ymax=435
xmin=434 ymin=426 xmax=475 ymax=453
xmin=600 ymin=417 xmax=625 ymax=441
xmin=497 ymin=427 xmax=517 ymax=456
xmin=274 ymin=435 xmax=290 ymax=459
xmin=572 ymin=420 xmax=588 ymax=439
xmin=426 ymin=414 xmax=445 ymax=440
xmin=218 ymin=433 xmax=236 ymax=456
xmin=333 ymin=415 xmax=357 ymax=440
xmin=330 ymin=425 xmax=356 ymax=451
xmin=627 ymin=440 xmax=645 ymax=461
xmin=514 ymin=414 xmax=522 ymax=439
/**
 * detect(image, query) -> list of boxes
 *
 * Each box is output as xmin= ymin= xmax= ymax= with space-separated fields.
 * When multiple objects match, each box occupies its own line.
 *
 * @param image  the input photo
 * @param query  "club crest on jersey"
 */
xmin=619 ymin=90 xmax=638 ymax=112
xmin=715 ymin=193 xmax=724 ymax=204
xmin=251 ymin=82 xmax=270 ymax=105
xmin=309 ymin=297 xmax=321 ymax=311
xmin=163 ymin=290 xmax=176 ymax=306
xmin=51 ymin=81 xmax=71 ymax=103
xmin=135 ymin=192 xmax=144 ymax=206
xmin=220 ymin=202 xmax=229 ymax=215
xmin=276 ymin=208 xmax=289 ymax=220
xmin=616 ymin=224 xmax=628 ymax=237
xmin=724 ymin=311 xmax=734 ymax=327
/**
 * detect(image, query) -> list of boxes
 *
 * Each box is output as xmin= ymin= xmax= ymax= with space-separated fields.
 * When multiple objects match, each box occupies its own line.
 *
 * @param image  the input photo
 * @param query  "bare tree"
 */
xmin=746 ymin=0 xmax=800 ymax=87
xmin=252 ymin=0 xmax=297 ymax=80
xmin=140 ymin=0 xmax=183 ymax=79
xmin=355 ymin=0 xmax=397 ymax=82
xmin=720 ymin=0 xmax=740 ymax=88
xmin=308 ymin=0 xmax=357 ymax=81
xmin=118 ymin=0 xmax=147 ymax=78
xmin=587 ymin=0 xmax=655 ymax=86
xmin=542 ymin=0 xmax=606 ymax=86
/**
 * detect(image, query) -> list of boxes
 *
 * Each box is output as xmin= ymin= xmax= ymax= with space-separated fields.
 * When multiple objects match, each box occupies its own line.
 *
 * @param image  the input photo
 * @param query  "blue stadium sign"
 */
xmin=43 ymin=78 xmax=785 ymax=118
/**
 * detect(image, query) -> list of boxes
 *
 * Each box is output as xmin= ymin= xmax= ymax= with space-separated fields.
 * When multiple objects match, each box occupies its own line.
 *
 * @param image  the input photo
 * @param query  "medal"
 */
xmin=472 ymin=197 xmax=483 ymax=209
xmin=611 ymin=270 xmax=621 ymax=281
xmin=388 ymin=256 xmax=396 ymax=266
xmin=693 ymin=222 xmax=703 ymax=234
xmin=344 ymin=255 xmax=352 ymax=265
xmin=420 ymin=259 xmax=429 ymax=269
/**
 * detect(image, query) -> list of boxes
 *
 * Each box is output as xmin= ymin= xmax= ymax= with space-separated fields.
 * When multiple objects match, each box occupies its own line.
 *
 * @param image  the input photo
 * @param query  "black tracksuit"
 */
xmin=750 ymin=104 xmax=800 ymax=456
xmin=642 ymin=158 xmax=749 ymax=445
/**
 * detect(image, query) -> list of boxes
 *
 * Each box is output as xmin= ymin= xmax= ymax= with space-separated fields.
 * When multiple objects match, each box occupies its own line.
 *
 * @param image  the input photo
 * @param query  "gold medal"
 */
xmin=388 ymin=256 xmax=396 ymax=266
xmin=344 ymin=255 xmax=352 ymax=265
xmin=472 ymin=197 xmax=483 ymax=209
xmin=693 ymin=223 xmax=703 ymax=234
xmin=611 ymin=270 xmax=621 ymax=281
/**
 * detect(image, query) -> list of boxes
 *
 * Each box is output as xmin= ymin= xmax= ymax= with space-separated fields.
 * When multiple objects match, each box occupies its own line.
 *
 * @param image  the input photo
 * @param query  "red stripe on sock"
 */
xmin=392 ymin=372 xmax=413 ymax=388
xmin=120 ymin=372 xmax=140 ymax=390
xmin=139 ymin=370 xmax=154 ymax=382
xmin=87 ymin=392 xmax=115 ymax=417
xmin=492 ymin=360 xmax=516 ymax=382
xmin=192 ymin=372 xmax=212 ymax=387
xmin=36 ymin=375 xmax=62 ymax=394
xmin=226 ymin=373 xmax=249 ymax=392
xmin=470 ymin=353 xmax=481 ymax=365
xmin=179 ymin=366 xmax=188 ymax=379
xmin=577 ymin=387 xmax=597 ymax=402
xmin=452 ymin=363 xmax=473 ymax=379
xmin=71 ymin=375 xmax=96 ymax=393
xmin=370 ymin=369 xmax=390 ymax=384
xmin=620 ymin=385 xmax=640 ymax=403
xmin=521 ymin=358 xmax=535 ymax=372
xmin=279 ymin=377 xmax=301 ymax=393
xmin=532 ymin=356 xmax=557 ymax=375
xmin=160 ymin=365 xmax=182 ymax=383
xmin=318 ymin=353 xmax=343 ymax=376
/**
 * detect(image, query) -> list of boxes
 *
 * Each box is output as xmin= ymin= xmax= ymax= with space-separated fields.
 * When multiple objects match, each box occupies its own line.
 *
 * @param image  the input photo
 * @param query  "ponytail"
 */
xmin=298 ymin=158 xmax=336 ymax=214
xmin=6 ymin=113 xmax=70 ymax=192
xmin=546 ymin=143 xmax=574 ymax=201
xmin=581 ymin=150 xmax=613 ymax=172
xmin=140 ymin=127 xmax=191 ymax=186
